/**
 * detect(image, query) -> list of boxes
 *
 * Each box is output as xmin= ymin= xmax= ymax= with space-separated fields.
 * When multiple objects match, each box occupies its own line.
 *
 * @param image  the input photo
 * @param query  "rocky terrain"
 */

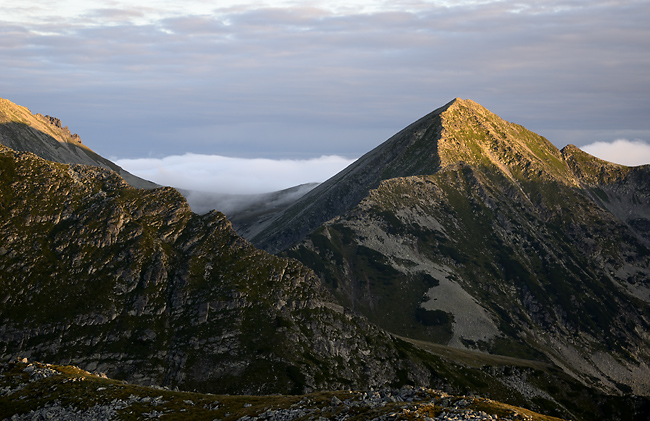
xmin=0 ymin=143 xmax=447 ymax=395
xmin=2 ymin=141 xmax=619 ymax=420
xmin=1 ymin=359 xmax=570 ymax=420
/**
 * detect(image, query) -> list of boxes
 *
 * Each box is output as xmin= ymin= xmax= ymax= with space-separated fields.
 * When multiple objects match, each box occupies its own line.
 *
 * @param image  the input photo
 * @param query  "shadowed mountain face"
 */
xmin=0 ymin=144 xmax=440 ymax=395
xmin=0 ymin=97 xmax=157 ymax=189
xmin=272 ymin=99 xmax=650 ymax=396
xmin=249 ymin=100 xmax=453 ymax=254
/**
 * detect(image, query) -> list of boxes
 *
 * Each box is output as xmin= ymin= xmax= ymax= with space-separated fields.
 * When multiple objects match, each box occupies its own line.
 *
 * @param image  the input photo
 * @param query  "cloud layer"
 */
xmin=2 ymin=1 xmax=649 ymax=162
xmin=116 ymin=154 xmax=355 ymax=194
xmin=581 ymin=139 xmax=650 ymax=167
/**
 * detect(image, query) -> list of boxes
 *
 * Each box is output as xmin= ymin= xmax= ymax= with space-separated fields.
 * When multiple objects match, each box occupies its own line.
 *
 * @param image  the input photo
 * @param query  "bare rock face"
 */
xmin=35 ymin=113 xmax=83 ymax=144
xmin=0 ymin=145 xmax=435 ymax=395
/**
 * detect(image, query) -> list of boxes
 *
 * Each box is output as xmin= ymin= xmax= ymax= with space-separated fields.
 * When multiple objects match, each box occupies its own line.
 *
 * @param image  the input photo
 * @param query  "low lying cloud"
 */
xmin=115 ymin=153 xmax=356 ymax=194
xmin=581 ymin=139 xmax=650 ymax=167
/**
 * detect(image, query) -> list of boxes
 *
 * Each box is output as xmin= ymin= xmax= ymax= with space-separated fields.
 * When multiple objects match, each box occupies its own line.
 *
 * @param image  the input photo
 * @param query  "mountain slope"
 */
xmin=248 ymin=99 xmax=456 ymax=253
xmin=281 ymin=99 xmax=650 ymax=398
xmin=0 ymin=97 xmax=157 ymax=189
xmin=0 ymin=143 xmax=440 ymax=395
xmin=250 ymin=98 xmax=580 ymax=254
xmin=2 ymin=97 xmax=649 ymax=419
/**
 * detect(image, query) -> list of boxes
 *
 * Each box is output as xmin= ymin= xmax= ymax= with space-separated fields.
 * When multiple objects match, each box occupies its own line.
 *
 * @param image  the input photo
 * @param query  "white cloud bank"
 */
xmin=581 ymin=139 xmax=650 ymax=167
xmin=116 ymin=154 xmax=356 ymax=194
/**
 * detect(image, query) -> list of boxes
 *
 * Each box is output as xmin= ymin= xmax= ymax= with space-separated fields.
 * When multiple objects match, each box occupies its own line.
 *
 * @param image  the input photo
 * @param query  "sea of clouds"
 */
xmin=116 ymin=153 xmax=356 ymax=194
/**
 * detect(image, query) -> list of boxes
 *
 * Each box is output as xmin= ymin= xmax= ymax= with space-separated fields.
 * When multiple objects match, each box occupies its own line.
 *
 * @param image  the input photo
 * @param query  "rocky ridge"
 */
xmin=0 ymin=144 xmax=436 ymax=395
xmin=2 ymin=96 xmax=650 ymax=420
xmin=0 ymin=137 xmax=621 ymax=420
xmin=1 ymin=359 xmax=568 ymax=421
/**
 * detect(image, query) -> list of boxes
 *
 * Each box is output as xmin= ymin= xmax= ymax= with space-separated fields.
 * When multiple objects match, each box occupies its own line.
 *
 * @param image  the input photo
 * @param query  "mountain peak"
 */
xmin=250 ymin=98 xmax=576 ymax=252
xmin=435 ymin=98 xmax=576 ymax=185
xmin=442 ymin=98 xmax=493 ymax=119
xmin=447 ymin=97 xmax=482 ymax=108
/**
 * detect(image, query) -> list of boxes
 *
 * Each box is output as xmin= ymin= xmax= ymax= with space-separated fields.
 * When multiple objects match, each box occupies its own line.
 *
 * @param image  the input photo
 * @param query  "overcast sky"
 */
xmin=2 ymin=0 xmax=649 ymax=193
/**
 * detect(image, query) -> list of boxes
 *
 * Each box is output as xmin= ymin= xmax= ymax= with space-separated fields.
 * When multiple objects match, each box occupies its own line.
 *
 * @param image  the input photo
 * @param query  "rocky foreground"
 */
xmin=0 ymin=359 xmax=562 ymax=421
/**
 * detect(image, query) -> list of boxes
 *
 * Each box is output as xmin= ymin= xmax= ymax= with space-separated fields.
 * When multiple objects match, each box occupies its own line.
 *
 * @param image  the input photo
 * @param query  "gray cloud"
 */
xmin=2 ymin=1 xmax=649 ymax=164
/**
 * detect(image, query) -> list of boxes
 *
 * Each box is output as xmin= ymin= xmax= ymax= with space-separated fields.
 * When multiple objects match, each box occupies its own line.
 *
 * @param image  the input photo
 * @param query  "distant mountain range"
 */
xmin=1 ymin=96 xmax=649 ymax=420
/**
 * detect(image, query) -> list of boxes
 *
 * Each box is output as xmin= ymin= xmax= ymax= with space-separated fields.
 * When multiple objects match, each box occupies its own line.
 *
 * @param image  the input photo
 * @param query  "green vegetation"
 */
xmin=3 ymin=146 xmax=455 ymax=396
xmin=285 ymin=100 xmax=650 ymax=419
xmin=289 ymin=221 xmax=456 ymax=344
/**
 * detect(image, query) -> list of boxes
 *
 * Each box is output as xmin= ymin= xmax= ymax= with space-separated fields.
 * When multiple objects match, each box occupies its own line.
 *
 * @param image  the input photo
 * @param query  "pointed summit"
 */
xmin=247 ymin=98 xmax=576 ymax=252
xmin=283 ymin=101 xmax=650 ymax=402
xmin=436 ymin=98 xmax=577 ymax=185
xmin=245 ymin=99 xmax=453 ymax=251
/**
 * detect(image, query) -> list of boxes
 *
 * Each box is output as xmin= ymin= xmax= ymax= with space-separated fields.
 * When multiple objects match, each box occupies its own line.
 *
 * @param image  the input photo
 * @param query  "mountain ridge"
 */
xmin=0 ymin=142 xmax=442 ymax=394
xmin=248 ymin=98 xmax=456 ymax=253
xmin=4 ymin=141 xmax=627 ymax=420
xmin=0 ymin=97 xmax=157 ymax=190
xmin=248 ymin=98 xmax=598 ymax=253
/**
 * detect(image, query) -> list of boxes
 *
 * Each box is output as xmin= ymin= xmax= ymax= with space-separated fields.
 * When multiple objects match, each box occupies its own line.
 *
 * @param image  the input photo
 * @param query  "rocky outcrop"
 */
xmin=35 ymin=113 xmax=83 ymax=144
xmin=4 ymin=359 xmax=608 ymax=421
